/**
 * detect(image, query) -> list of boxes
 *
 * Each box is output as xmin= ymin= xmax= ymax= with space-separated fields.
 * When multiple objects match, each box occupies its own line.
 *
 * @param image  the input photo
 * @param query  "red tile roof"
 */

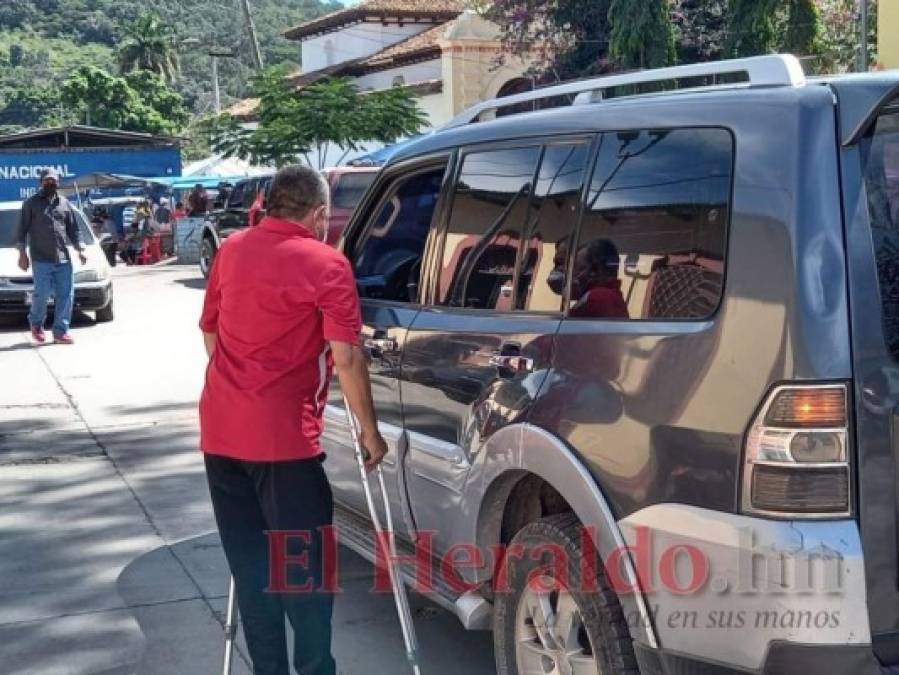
xmin=347 ymin=22 xmax=445 ymax=73
xmin=283 ymin=0 xmax=463 ymax=40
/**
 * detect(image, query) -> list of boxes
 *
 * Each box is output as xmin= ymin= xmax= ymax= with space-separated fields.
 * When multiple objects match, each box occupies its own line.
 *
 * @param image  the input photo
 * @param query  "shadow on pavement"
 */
xmin=172 ymin=277 xmax=207 ymax=290
xmin=0 ymin=309 xmax=96 ymax=334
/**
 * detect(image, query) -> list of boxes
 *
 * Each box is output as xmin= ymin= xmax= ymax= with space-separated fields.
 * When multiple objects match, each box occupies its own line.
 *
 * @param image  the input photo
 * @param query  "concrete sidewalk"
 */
xmin=0 ymin=265 xmax=494 ymax=675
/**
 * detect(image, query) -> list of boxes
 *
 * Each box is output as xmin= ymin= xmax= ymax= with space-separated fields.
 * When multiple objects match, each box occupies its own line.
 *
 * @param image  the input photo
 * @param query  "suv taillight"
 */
xmin=741 ymin=383 xmax=851 ymax=518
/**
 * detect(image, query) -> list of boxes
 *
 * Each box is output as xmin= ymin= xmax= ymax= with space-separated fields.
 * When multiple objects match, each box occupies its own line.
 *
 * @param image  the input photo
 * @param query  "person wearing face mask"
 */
xmin=569 ymin=238 xmax=629 ymax=318
xmin=198 ymin=165 xmax=387 ymax=675
xmin=546 ymin=238 xmax=628 ymax=319
xmin=16 ymin=167 xmax=86 ymax=344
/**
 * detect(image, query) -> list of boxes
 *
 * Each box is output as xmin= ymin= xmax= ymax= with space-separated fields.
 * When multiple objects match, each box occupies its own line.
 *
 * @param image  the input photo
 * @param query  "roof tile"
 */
xmin=284 ymin=0 xmax=463 ymax=40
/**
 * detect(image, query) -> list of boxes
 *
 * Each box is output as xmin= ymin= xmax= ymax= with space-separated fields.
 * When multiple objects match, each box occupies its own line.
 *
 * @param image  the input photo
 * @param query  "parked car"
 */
xmin=199 ymin=175 xmax=273 ymax=278
xmin=0 ymin=201 xmax=114 ymax=322
xmin=321 ymin=55 xmax=899 ymax=675
xmin=198 ymin=167 xmax=378 ymax=277
xmin=322 ymin=166 xmax=379 ymax=245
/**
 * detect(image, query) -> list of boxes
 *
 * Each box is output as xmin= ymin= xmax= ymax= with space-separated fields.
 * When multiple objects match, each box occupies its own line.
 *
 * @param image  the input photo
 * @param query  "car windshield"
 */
xmin=332 ymin=172 xmax=376 ymax=210
xmin=0 ymin=207 xmax=94 ymax=248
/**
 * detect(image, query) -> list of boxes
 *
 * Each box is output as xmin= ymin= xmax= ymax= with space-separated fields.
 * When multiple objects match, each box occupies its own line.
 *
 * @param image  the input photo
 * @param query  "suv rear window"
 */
xmin=863 ymin=106 xmax=899 ymax=358
xmin=574 ymin=128 xmax=732 ymax=320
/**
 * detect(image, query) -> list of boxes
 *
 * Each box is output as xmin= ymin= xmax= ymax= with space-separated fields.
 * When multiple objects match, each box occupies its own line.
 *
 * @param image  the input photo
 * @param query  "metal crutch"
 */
xmin=222 ymin=575 xmax=238 ymax=675
xmin=343 ymin=396 xmax=422 ymax=675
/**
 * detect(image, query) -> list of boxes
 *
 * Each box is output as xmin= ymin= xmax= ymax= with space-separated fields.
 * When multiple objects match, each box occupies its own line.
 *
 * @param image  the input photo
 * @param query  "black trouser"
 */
xmin=205 ymin=453 xmax=337 ymax=675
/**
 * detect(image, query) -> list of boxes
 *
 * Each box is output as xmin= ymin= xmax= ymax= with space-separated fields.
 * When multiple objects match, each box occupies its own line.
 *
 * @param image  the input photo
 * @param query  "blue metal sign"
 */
xmin=0 ymin=147 xmax=181 ymax=201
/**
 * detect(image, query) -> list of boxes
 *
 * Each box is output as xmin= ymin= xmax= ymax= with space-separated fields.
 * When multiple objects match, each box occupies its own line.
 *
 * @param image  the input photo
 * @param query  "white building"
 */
xmin=230 ymin=0 xmax=537 ymax=164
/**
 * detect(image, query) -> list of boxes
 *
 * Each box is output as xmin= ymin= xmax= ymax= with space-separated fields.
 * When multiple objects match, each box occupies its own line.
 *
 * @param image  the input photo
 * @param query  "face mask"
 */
xmin=571 ymin=270 xmax=598 ymax=300
xmin=546 ymin=269 xmax=565 ymax=295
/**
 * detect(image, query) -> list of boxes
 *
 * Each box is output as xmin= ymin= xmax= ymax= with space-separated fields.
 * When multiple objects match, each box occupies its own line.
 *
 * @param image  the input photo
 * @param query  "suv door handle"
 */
xmin=364 ymin=336 xmax=399 ymax=355
xmin=488 ymin=353 xmax=534 ymax=373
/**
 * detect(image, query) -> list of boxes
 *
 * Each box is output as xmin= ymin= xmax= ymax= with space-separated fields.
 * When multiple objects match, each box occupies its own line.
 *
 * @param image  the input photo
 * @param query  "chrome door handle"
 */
xmin=488 ymin=354 xmax=534 ymax=372
xmin=364 ymin=337 xmax=399 ymax=353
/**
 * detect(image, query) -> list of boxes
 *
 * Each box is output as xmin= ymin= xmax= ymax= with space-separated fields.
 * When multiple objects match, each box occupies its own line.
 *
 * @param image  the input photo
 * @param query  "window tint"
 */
xmin=574 ymin=128 xmax=732 ymax=320
xmin=517 ymin=143 xmax=589 ymax=312
xmin=863 ymin=108 xmax=899 ymax=359
xmin=332 ymin=172 xmax=377 ymax=210
xmin=353 ymin=166 xmax=446 ymax=303
xmin=438 ymin=147 xmax=541 ymax=309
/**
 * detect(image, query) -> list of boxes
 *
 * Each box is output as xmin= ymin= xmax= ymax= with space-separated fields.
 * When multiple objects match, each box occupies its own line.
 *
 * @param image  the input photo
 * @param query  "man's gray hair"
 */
xmin=267 ymin=165 xmax=329 ymax=221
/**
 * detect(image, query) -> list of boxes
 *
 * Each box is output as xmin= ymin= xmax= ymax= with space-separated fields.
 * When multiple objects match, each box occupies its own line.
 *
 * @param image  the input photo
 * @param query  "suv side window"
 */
xmin=517 ymin=142 xmax=590 ymax=312
xmin=438 ymin=146 xmax=541 ymax=309
xmin=352 ymin=165 xmax=447 ymax=303
xmin=573 ymin=128 xmax=732 ymax=320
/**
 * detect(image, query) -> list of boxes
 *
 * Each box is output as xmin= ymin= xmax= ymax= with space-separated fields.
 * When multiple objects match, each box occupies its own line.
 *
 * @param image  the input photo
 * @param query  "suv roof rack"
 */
xmin=443 ymin=54 xmax=806 ymax=129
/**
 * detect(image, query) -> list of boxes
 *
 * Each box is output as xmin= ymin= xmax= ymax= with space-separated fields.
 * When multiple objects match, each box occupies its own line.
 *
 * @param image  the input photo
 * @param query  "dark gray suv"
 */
xmin=321 ymin=55 xmax=899 ymax=675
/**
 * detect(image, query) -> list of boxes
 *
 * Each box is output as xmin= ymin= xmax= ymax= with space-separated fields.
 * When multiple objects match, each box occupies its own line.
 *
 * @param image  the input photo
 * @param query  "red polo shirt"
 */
xmin=198 ymin=215 xmax=362 ymax=462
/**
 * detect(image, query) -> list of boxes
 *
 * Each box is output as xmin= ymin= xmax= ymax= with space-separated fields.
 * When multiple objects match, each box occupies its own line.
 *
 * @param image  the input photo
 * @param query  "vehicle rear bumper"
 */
xmin=0 ymin=281 xmax=112 ymax=313
xmin=617 ymin=504 xmax=872 ymax=673
xmin=634 ymin=641 xmax=882 ymax=675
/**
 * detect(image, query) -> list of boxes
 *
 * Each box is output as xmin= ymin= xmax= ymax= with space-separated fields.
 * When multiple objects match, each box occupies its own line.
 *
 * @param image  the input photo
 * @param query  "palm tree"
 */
xmin=118 ymin=12 xmax=179 ymax=81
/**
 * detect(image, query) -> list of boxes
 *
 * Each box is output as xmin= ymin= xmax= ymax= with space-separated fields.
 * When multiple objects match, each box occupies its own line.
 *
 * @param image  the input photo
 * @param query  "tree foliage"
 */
xmin=117 ymin=12 xmax=179 ymax=81
xmin=673 ymin=0 xmax=728 ymax=62
xmin=485 ymin=0 xmax=613 ymax=80
xmin=60 ymin=66 xmax=189 ymax=135
xmin=817 ymin=0 xmax=877 ymax=72
xmin=489 ymin=0 xmax=865 ymax=77
xmin=0 ymin=0 xmax=340 ymax=126
xmin=608 ymin=0 xmax=676 ymax=69
xmin=202 ymin=69 xmax=428 ymax=168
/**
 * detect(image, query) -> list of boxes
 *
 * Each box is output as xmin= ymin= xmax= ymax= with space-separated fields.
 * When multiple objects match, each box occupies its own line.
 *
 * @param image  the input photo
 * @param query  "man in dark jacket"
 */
xmin=16 ymin=168 xmax=86 ymax=344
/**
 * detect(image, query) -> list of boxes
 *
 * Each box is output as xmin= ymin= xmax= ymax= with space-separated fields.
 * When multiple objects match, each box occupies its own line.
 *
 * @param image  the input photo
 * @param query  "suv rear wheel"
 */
xmin=200 ymin=238 xmax=216 ymax=278
xmin=494 ymin=513 xmax=637 ymax=675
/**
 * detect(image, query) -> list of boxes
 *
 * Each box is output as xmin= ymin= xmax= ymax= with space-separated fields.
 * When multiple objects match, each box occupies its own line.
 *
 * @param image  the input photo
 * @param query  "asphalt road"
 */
xmin=0 ymin=261 xmax=495 ymax=675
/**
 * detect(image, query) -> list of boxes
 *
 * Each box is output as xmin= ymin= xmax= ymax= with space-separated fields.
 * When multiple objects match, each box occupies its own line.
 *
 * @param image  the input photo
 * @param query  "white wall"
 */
xmin=417 ymin=91 xmax=451 ymax=129
xmin=301 ymin=22 xmax=434 ymax=73
xmin=353 ymin=59 xmax=442 ymax=91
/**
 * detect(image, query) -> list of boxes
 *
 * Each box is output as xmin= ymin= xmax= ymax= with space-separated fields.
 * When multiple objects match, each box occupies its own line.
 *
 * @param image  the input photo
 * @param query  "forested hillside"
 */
xmin=0 ymin=0 xmax=340 ymax=129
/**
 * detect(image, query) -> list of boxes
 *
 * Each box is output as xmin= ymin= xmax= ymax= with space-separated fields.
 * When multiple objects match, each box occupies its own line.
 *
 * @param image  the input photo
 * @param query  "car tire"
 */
xmin=494 ymin=513 xmax=638 ymax=675
xmin=95 ymin=300 xmax=114 ymax=323
xmin=200 ymin=238 xmax=216 ymax=279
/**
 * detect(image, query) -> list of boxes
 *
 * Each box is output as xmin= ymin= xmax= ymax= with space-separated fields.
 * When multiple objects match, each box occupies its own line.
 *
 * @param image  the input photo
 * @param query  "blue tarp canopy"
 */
xmin=146 ymin=175 xmax=246 ymax=189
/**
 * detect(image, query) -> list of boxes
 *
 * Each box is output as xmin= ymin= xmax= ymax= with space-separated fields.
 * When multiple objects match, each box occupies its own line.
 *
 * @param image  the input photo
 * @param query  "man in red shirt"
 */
xmin=199 ymin=165 xmax=387 ymax=675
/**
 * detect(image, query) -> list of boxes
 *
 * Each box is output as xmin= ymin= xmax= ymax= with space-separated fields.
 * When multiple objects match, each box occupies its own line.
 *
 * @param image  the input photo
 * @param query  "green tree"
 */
xmin=485 ymin=0 xmax=613 ymax=80
xmin=61 ymin=66 xmax=188 ymax=135
xmin=783 ymin=0 xmax=821 ymax=55
xmin=609 ymin=0 xmax=677 ymax=69
xmin=117 ymin=12 xmax=179 ymax=81
xmin=203 ymin=68 xmax=427 ymax=168
xmin=674 ymin=0 xmax=727 ymax=62
xmin=818 ymin=0 xmax=877 ymax=73
xmin=726 ymin=0 xmax=781 ymax=56
xmin=0 ymin=85 xmax=68 ymax=128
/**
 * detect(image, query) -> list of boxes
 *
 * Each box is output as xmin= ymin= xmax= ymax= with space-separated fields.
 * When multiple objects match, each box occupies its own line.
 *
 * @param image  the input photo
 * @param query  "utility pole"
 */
xmin=208 ymin=47 xmax=236 ymax=113
xmin=212 ymin=56 xmax=221 ymax=113
xmin=239 ymin=0 xmax=265 ymax=70
xmin=859 ymin=0 xmax=869 ymax=72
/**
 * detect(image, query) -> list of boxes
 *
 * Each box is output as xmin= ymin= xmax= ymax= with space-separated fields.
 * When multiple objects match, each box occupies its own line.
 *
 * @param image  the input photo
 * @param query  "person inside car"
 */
xmin=568 ymin=238 xmax=629 ymax=318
